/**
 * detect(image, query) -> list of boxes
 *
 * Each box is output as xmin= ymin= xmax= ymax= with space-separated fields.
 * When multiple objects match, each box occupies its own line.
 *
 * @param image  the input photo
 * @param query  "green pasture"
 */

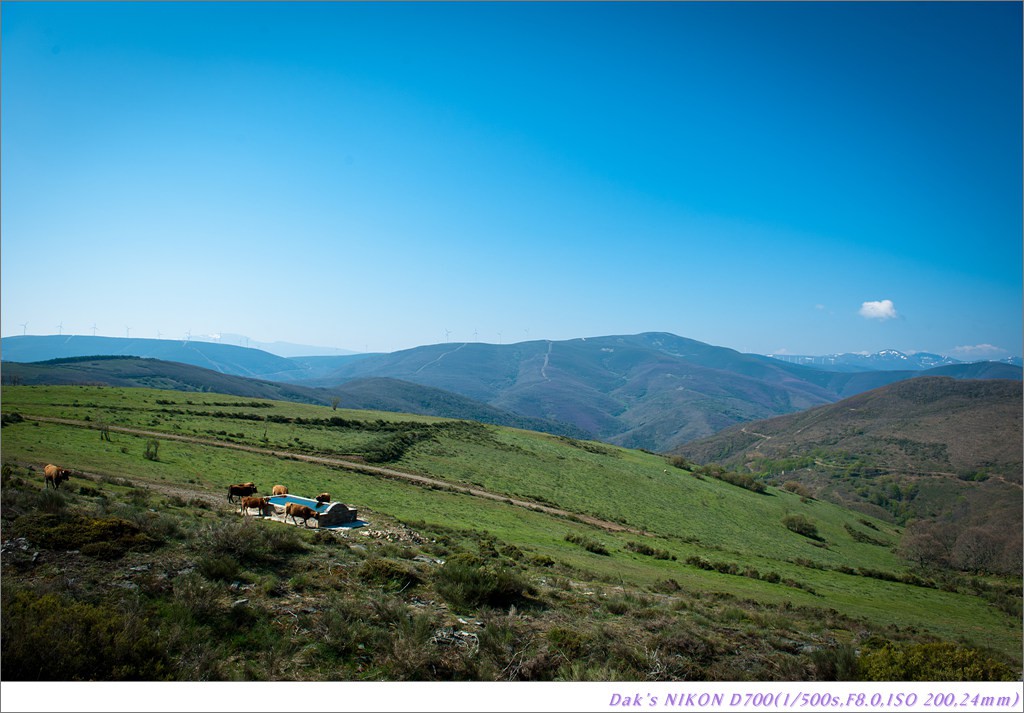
xmin=1 ymin=384 xmax=1020 ymax=662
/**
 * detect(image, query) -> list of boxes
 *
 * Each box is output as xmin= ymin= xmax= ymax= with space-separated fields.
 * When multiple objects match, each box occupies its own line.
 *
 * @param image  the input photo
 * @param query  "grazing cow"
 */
xmin=315 ymin=493 xmax=330 ymax=504
xmin=226 ymin=482 xmax=258 ymax=502
xmin=239 ymin=495 xmax=273 ymax=517
xmin=285 ymin=502 xmax=320 ymax=528
xmin=43 ymin=464 xmax=72 ymax=490
xmin=272 ymin=484 xmax=288 ymax=496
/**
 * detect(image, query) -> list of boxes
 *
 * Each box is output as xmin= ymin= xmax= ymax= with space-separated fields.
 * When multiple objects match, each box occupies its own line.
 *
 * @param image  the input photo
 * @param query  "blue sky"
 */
xmin=2 ymin=1 xmax=1021 ymax=358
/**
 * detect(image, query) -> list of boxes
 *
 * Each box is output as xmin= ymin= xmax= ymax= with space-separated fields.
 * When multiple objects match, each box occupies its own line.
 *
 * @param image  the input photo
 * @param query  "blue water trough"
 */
xmin=268 ymin=494 xmax=365 ymax=529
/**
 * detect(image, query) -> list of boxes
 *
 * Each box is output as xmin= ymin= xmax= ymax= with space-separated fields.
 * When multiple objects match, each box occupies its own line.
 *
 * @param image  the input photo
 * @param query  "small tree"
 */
xmin=143 ymin=439 xmax=160 ymax=462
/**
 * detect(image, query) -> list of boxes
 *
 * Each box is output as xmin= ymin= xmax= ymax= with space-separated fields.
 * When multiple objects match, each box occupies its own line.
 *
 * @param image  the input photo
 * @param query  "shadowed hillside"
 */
xmin=674 ymin=377 xmax=1023 ymax=574
xmin=0 ymin=357 xmax=584 ymax=437
xmin=5 ymin=333 xmax=1019 ymax=452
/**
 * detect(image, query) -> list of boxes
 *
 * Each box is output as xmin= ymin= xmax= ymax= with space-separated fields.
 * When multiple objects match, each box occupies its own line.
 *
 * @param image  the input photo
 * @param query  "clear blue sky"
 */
xmin=2 ymin=1 xmax=1021 ymax=358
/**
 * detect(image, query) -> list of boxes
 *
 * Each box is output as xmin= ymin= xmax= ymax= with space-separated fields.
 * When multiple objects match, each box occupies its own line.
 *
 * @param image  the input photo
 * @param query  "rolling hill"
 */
xmin=0 ymin=334 xmax=312 ymax=381
xmin=280 ymin=332 xmax=1021 ymax=451
xmin=673 ymin=376 xmax=1023 ymax=573
xmin=1 ymin=383 xmax=1020 ymax=682
xmin=4 ymin=332 xmax=1020 ymax=452
xmin=0 ymin=356 xmax=585 ymax=438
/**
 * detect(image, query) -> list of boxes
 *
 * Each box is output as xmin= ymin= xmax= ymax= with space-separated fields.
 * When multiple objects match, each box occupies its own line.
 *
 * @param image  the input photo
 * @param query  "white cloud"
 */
xmin=858 ymin=299 xmax=898 ymax=320
xmin=950 ymin=343 xmax=1007 ymax=359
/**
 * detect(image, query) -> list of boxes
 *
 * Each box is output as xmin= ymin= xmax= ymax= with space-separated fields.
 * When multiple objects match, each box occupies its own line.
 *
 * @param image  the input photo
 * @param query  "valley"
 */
xmin=1 ymin=384 xmax=1020 ymax=682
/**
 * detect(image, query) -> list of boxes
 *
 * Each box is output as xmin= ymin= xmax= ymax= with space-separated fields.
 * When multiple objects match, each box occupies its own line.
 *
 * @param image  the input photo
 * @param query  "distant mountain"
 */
xmin=0 ymin=356 xmax=584 ymax=437
xmin=187 ymin=332 xmax=362 ymax=358
xmin=768 ymin=349 xmax=1024 ymax=371
xmin=5 ymin=333 xmax=1019 ymax=452
xmin=283 ymin=332 xmax=1021 ymax=451
xmin=765 ymin=349 xmax=964 ymax=372
xmin=0 ymin=335 xmax=309 ymax=381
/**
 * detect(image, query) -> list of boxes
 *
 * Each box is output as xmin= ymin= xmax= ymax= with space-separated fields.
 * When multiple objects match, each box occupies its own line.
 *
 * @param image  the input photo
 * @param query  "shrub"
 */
xmin=198 ymin=554 xmax=240 ymax=582
xmin=782 ymin=481 xmax=811 ymax=499
xmin=783 ymin=514 xmax=821 ymax=540
xmin=625 ymin=541 xmax=676 ymax=560
xmin=1 ymin=585 xmax=170 ymax=680
xmin=565 ymin=532 xmax=610 ymax=556
xmin=808 ymin=643 xmax=858 ymax=680
xmin=143 ymin=439 xmax=160 ymax=461
xmin=10 ymin=513 xmax=158 ymax=559
xmin=858 ymin=642 xmax=1017 ymax=681
xmin=358 ymin=558 xmax=422 ymax=591
xmin=694 ymin=465 xmax=767 ymax=493
xmin=434 ymin=554 xmax=536 ymax=610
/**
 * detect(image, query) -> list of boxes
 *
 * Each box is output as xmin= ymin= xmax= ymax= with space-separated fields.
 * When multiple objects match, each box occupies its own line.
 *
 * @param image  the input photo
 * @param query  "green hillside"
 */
xmin=0 ymin=356 xmax=584 ymax=438
xmin=675 ymin=377 xmax=1023 ymax=578
xmin=1 ymin=384 xmax=1020 ymax=681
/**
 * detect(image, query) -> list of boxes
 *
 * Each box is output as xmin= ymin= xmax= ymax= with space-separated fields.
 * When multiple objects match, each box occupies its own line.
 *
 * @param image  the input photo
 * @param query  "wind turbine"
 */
xmin=91 ymin=323 xmax=98 ymax=337
xmin=19 ymin=322 xmax=27 ymax=335
xmin=126 ymin=326 xmax=132 ymax=338
xmin=473 ymin=328 xmax=479 ymax=341
xmin=444 ymin=328 xmax=452 ymax=344
xmin=57 ymin=322 xmax=63 ymax=336
xmin=497 ymin=331 xmax=502 ymax=345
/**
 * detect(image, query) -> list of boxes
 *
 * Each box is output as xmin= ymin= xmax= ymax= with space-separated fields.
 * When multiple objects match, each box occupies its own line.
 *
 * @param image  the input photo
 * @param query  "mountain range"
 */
xmin=767 ymin=349 xmax=1023 ymax=371
xmin=2 ymin=332 xmax=1020 ymax=452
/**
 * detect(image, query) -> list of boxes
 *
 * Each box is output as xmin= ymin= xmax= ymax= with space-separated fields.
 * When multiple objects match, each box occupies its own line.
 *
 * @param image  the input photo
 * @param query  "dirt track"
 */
xmin=22 ymin=415 xmax=643 ymax=534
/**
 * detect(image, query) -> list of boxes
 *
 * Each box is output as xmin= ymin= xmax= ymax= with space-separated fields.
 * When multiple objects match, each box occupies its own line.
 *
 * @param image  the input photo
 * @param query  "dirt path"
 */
xmin=22 ymin=415 xmax=643 ymax=534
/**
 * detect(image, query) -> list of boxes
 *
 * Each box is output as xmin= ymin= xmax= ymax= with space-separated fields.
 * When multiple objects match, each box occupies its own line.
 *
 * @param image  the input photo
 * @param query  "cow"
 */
xmin=227 ymin=482 xmax=258 ymax=502
xmin=239 ymin=495 xmax=273 ymax=517
xmin=272 ymin=485 xmax=288 ymax=496
xmin=43 ymin=464 xmax=72 ymax=490
xmin=315 ymin=493 xmax=330 ymax=504
xmin=285 ymin=502 xmax=320 ymax=528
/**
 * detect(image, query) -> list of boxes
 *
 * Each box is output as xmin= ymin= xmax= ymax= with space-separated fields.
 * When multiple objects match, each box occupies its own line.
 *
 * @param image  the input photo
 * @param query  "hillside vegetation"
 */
xmin=1 ymin=384 xmax=1020 ymax=682
xmin=675 ymin=377 xmax=1023 ymax=575
xmin=6 ymin=333 xmax=1019 ymax=453
xmin=0 ymin=357 xmax=582 ymax=438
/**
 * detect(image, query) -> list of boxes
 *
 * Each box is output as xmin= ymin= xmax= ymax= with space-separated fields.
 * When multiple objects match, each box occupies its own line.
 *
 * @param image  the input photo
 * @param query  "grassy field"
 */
xmin=1 ymin=384 xmax=1020 ymax=680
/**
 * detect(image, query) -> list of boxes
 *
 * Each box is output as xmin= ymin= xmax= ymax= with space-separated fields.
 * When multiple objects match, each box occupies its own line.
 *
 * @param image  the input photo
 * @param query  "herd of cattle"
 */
xmin=226 ymin=482 xmax=331 ymax=528
xmin=40 ymin=463 xmax=334 ymax=529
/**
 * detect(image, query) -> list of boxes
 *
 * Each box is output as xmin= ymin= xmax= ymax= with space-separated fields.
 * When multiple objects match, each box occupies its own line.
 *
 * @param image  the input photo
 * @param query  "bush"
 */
xmin=10 ymin=512 xmax=158 ymax=559
xmin=782 ymin=481 xmax=811 ymax=499
xmin=1 ymin=585 xmax=170 ymax=680
xmin=434 ymin=554 xmax=536 ymax=610
xmin=358 ymin=558 xmax=422 ymax=591
xmin=809 ymin=643 xmax=858 ymax=680
xmin=565 ymin=532 xmax=610 ymax=556
xmin=625 ymin=541 xmax=676 ymax=560
xmin=858 ymin=642 xmax=1017 ymax=681
xmin=198 ymin=554 xmax=241 ymax=582
xmin=783 ymin=514 xmax=821 ymax=540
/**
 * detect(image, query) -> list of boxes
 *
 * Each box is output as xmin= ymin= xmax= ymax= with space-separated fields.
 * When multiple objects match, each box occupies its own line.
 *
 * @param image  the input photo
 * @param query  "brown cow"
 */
xmin=227 ymin=482 xmax=258 ymax=502
xmin=272 ymin=485 xmax=288 ymax=496
xmin=315 ymin=493 xmax=330 ymax=504
xmin=285 ymin=502 xmax=320 ymax=528
xmin=43 ymin=464 xmax=71 ymax=490
xmin=239 ymin=495 xmax=273 ymax=517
